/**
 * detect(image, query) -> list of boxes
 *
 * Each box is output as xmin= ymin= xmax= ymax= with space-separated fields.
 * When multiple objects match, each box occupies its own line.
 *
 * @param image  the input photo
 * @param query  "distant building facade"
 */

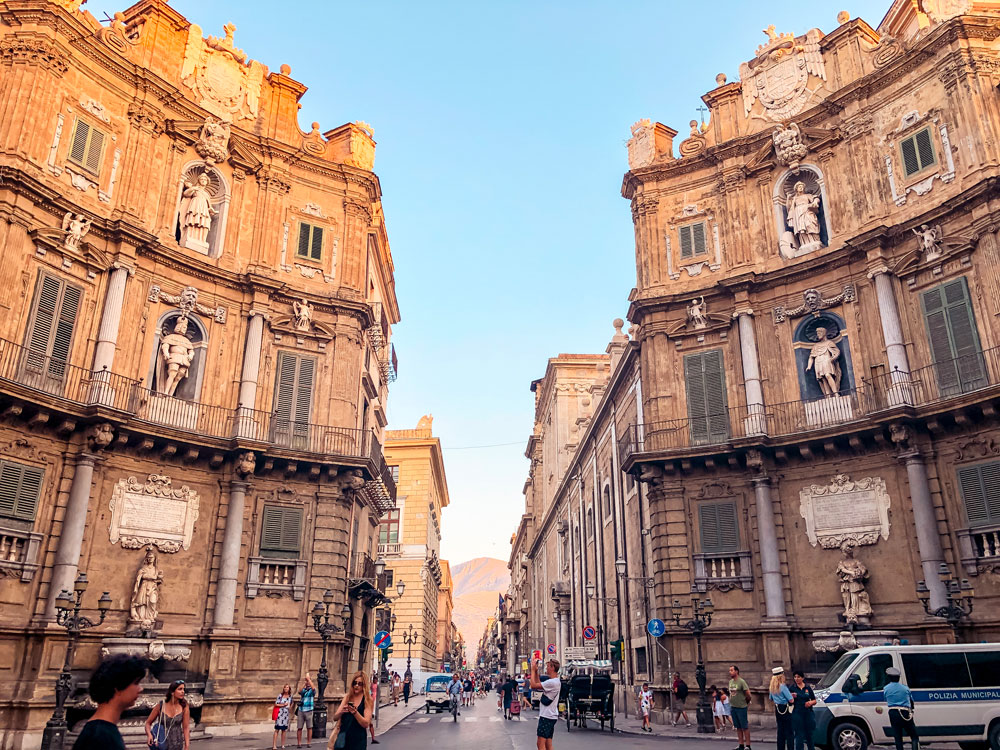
xmin=381 ymin=417 xmax=449 ymax=684
xmin=0 ymin=1 xmax=398 ymax=746
xmin=619 ymin=0 xmax=1000 ymax=711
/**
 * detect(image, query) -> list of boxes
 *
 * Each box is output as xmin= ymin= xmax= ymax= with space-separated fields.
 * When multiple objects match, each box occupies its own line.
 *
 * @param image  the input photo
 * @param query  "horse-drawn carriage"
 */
xmin=561 ymin=659 xmax=615 ymax=732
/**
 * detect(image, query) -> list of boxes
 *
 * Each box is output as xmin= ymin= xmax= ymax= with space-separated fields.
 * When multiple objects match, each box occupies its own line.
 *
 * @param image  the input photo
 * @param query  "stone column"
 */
xmin=236 ymin=312 xmax=265 ymax=439
xmin=46 ymin=453 xmax=98 ymax=618
xmin=90 ymin=266 xmax=130 ymax=406
xmin=901 ymin=450 xmax=948 ymax=610
xmin=871 ymin=268 xmax=913 ymax=405
xmin=752 ymin=475 xmax=786 ymax=621
xmin=736 ymin=310 xmax=767 ymax=435
xmin=212 ymin=480 xmax=248 ymax=629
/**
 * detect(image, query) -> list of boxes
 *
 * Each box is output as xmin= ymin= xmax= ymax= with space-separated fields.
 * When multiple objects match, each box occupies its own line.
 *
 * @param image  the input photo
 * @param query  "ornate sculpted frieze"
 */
xmin=0 ymin=35 xmax=69 ymax=76
xmin=147 ymin=284 xmax=227 ymax=324
xmin=180 ymin=23 xmax=264 ymax=122
xmin=772 ymin=284 xmax=855 ymax=323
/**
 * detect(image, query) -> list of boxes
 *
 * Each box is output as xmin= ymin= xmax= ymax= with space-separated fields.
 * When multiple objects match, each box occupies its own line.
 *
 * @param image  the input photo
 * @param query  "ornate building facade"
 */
xmin=0 ymin=1 xmax=398 ymax=746
xmin=619 ymin=0 xmax=1000 ymax=711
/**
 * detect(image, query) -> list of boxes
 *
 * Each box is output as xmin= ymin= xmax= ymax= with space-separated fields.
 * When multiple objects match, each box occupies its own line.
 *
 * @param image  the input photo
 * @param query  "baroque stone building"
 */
xmin=0 ymin=1 xmax=398 ymax=746
xmin=619 ymin=0 xmax=1000 ymax=710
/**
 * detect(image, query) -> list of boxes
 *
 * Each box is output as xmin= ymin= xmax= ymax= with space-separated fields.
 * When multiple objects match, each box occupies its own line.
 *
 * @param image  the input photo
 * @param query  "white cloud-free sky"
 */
xmin=89 ymin=0 xmax=888 ymax=565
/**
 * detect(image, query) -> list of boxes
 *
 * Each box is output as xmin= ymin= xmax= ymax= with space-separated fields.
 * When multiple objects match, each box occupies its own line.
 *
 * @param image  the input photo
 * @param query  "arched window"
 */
xmin=603 ymin=485 xmax=612 ymax=517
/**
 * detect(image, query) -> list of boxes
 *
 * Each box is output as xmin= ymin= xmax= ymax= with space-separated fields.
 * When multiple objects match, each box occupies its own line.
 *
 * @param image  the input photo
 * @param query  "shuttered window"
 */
xmin=900 ymin=127 xmax=936 ymax=178
xmin=679 ymin=222 xmax=708 ymax=259
xmin=273 ymin=351 xmax=315 ymax=430
xmin=390 ymin=465 xmax=400 ymax=483
xmin=296 ymin=222 xmax=324 ymax=261
xmin=684 ymin=349 xmax=729 ymax=445
xmin=921 ymin=277 xmax=985 ymax=397
xmin=67 ymin=118 xmax=106 ymax=175
xmin=260 ymin=505 xmax=302 ymax=558
xmin=0 ymin=460 xmax=44 ymax=522
xmin=698 ymin=501 xmax=740 ymax=554
xmin=957 ymin=461 xmax=1000 ymax=529
xmin=26 ymin=274 xmax=82 ymax=379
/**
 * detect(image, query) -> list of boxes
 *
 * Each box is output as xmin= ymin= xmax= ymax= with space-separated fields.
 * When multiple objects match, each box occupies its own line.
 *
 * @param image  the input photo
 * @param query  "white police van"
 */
xmin=813 ymin=643 xmax=1000 ymax=750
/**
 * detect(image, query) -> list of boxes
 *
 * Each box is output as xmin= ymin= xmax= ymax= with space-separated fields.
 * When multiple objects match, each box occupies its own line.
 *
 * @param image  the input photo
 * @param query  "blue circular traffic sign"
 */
xmin=647 ymin=618 xmax=666 ymax=638
xmin=582 ymin=626 xmax=597 ymax=641
xmin=374 ymin=630 xmax=391 ymax=649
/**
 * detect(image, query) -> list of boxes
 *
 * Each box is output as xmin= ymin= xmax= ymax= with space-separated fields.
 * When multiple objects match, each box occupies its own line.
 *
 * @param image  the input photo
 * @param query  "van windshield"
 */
xmin=816 ymin=652 xmax=858 ymax=690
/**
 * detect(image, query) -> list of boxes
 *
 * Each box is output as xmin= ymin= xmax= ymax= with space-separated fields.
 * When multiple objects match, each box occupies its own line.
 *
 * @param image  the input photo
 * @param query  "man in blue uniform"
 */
xmin=884 ymin=667 xmax=919 ymax=750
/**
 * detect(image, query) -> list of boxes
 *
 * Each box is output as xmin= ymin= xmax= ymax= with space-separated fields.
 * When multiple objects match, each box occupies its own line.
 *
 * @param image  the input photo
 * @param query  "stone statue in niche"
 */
xmin=807 ymin=326 xmax=842 ymax=397
xmin=687 ymin=297 xmax=708 ymax=329
xmin=292 ymin=298 xmax=313 ymax=332
xmin=157 ymin=316 xmax=195 ymax=397
xmin=912 ymin=224 xmax=943 ymax=261
xmin=836 ymin=541 xmax=872 ymax=624
xmin=180 ymin=172 xmax=217 ymax=252
xmin=61 ymin=212 xmax=92 ymax=252
xmin=784 ymin=181 xmax=822 ymax=252
xmin=128 ymin=546 xmax=163 ymax=636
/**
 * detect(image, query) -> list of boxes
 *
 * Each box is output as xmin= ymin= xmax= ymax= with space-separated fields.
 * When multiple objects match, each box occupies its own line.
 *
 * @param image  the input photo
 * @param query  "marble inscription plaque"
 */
xmin=109 ymin=474 xmax=200 ymax=553
xmin=799 ymin=474 xmax=890 ymax=549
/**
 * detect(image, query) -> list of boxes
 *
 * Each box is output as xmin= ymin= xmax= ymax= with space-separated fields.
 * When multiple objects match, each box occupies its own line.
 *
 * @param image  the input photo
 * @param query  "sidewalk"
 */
xmin=191 ymin=695 xmax=426 ymax=749
xmin=613 ymin=713 xmax=777 ymax=742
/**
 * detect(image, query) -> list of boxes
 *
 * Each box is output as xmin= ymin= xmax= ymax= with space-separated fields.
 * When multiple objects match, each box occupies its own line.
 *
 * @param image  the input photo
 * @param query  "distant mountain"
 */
xmin=450 ymin=558 xmax=509 ymax=663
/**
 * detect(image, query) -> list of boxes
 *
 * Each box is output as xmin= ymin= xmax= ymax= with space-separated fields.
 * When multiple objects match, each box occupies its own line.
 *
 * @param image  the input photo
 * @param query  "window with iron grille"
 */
xmin=296 ymin=221 xmax=324 ymax=261
xmin=260 ymin=505 xmax=302 ymax=559
xmin=0 ymin=460 xmax=44 ymax=523
xmin=900 ymin=127 xmax=936 ymax=178
xmin=921 ymin=277 xmax=984 ymax=398
xmin=67 ymin=118 xmax=107 ymax=175
xmin=684 ymin=349 xmax=729 ymax=445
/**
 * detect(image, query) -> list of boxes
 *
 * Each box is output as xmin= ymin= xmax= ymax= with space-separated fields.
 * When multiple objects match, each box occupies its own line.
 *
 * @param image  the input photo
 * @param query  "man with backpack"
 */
xmin=672 ymin=671 xmax=692 ymax=727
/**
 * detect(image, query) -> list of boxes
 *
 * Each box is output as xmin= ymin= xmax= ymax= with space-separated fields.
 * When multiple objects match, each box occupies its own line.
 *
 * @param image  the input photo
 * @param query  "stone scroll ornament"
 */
xmin=799 ymin=474 xmax=890 ymax=549
xmin=148 ymin=284 xmax=227 ymax=323
xmin=108 ymin=474 xmax=200 ymax=553
xmin=772 ymin=285 xmax=855 ymax=324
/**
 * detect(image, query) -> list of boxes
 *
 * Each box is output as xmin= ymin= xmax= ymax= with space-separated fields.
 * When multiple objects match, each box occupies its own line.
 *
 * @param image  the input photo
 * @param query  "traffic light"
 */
xmin=610 ymin=638 xmax=623 ymax=662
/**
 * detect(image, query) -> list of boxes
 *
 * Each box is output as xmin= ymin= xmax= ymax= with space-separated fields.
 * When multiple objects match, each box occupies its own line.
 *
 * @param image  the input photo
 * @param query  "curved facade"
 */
xmin=622 ymin=0 xmax=1000 ymax=703
xmin=0 ymin=1 xmax=398 ymax=746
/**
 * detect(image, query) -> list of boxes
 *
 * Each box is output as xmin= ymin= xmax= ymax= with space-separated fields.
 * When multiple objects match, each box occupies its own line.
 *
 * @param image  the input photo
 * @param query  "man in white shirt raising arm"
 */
xmin=529 ymin=658 xmax=562 ymax=750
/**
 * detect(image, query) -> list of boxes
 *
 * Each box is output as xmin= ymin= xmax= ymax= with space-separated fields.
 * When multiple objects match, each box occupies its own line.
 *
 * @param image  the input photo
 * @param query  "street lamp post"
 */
xmin=917 ymin=563 xmax=974 ymax=640
xmin=402 ymin=624 xmax=418 ymax=681
xmin=40 ymin=574 xmax=111 ymax=750
xmin=372 ymin=567 xmax=405 ymax=732
xmin=310 ymin=590 xmax=351 ymax=739
xmin=670 ymin=596 xmax=715 ymax=735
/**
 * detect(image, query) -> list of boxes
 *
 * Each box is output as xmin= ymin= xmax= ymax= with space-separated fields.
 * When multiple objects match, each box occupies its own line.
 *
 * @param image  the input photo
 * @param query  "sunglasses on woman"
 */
xmin=352 ymin=680 xmax=364 ymax=687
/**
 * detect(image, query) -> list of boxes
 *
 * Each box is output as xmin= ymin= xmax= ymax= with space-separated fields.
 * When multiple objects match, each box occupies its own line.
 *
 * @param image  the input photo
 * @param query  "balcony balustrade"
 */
xmin=620 ymin=344 xmax=1000 ymax=465
xmin=246 ymin=557 xmax=307 ymax=600
xmin=0 ymin=526 xmax=44 ymax=582
xmin=349 ymin=551 xmax=376 ymax=582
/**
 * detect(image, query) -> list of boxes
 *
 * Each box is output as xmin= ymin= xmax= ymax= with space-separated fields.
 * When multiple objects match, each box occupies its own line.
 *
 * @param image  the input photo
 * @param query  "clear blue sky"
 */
xmin=93 ymin=0 xmax=888 ymax=564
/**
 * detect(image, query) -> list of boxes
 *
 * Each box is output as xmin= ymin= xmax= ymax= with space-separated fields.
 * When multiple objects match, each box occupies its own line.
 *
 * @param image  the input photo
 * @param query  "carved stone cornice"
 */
xmin=0 ymin=33 xmax=70 ymax=75
xmin=127 ymin=101 xmax=165 ymax=137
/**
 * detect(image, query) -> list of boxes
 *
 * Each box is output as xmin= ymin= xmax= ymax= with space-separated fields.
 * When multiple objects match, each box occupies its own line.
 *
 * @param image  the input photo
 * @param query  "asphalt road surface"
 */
xmin=374 ymin=698 xmax=699 ymax=749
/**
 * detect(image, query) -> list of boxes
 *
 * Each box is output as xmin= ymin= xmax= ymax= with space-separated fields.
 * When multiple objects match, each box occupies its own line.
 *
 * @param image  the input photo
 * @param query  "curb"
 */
xmin=615 ymin=726 xmax=779 ymax=742
xmin=373 ymin=697 xmax=426 ymax=737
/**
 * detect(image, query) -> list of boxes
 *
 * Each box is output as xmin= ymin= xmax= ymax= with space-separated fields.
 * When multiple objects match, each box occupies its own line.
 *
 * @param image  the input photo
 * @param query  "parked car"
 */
xmin=425 ymin=674 xmax=453 ymax=713
xmin=813 ymin=643 xmax=1000 ymax=750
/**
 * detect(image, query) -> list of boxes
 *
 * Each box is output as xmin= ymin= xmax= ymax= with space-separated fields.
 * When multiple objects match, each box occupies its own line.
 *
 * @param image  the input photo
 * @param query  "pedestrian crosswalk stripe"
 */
xmin=415 ymin=717 xmax=429 ymax=723
xmin=491 ymin=717 xmax=502 ymax=722
xmin=465 ymin=717 xmax=477 ymax=722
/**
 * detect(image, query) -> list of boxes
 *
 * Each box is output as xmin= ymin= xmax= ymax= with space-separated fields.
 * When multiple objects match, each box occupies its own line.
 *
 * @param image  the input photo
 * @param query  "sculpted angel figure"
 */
xmin=158 ymin=316 xmax=195 ymax=397
xmin=785 ymin=181 xmax=822 ymax=249
xmin=180 ymin=172 xmax=217 ymax=248
xmin=61 ymin=212 xmax=92 ymax=252
xmin=836 ymin=541 xmax=872 ymax=624
xmin=912 ymin=224 xmax=942 ymax=259
xmin=687 ymin=296 xmax=708 ymax=329
xmin=129 ymin=547 xmax=163 ymax=632
xmin=806 ymin=326 xmax=842 ymax=397
xmin=292 ymin=298 xmax=313 ymax=332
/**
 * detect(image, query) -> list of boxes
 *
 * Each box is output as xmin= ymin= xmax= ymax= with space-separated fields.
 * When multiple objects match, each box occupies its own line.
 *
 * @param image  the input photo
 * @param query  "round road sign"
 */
xmin=374 ymin=630 xmax=391 ymax=649
xmin=547 ymin=643 xmax=556 ymax=655
xmin=582 ymin=626 xmax=597 ymax=641
xmin=647 ymin=618 xmax=666 ymax=638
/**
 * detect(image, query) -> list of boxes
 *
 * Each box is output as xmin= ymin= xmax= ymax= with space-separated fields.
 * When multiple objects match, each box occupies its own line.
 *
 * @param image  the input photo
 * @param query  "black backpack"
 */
xmin=676 ymin=680 xmax=689 ymax=700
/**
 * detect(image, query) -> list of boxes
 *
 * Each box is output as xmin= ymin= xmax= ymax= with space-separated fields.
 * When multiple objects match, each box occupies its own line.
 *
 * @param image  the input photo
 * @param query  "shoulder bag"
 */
xmin=150 ymin=702 xmax=168 ymax=750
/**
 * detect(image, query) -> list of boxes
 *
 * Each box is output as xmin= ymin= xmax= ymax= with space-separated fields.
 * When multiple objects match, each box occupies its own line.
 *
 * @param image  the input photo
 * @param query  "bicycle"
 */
xmin=450 ymin=693 xmax=460 ymax=722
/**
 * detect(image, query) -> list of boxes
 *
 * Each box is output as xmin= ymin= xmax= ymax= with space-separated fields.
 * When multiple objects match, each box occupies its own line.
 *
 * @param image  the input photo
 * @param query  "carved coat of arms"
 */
xmin=627 ymin=119 xmax=655 ymax=170
xmin=740 ymin=27 xmax=826 ymax=121
xmin=180 ymin=23 xmax=264 ymax=122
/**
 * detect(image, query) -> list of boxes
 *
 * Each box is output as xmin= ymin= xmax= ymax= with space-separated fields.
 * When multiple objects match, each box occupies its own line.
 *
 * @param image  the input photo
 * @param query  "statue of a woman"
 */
xmin=180 ymin=172 xmax=217 ymax=250
xmin=786 ymin=181 xmax=822 ymax=250
xmin=129 ymin=547 xmax=163 ymax=634
xmin=836 ymin=541 xmax=872 ymax=624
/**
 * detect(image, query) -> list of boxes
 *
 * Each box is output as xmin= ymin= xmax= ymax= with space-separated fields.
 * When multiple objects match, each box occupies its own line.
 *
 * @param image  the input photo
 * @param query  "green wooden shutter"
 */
xmin=294 ymin=357 xmax=314 ymax=425
xmin=274 ymin=352 xmax=298 ymax=426
xmin=685 ymin=350 xmax=729 ymax=445
xmin=0 ymin=460 xmax=44 ymax=522
xmin=69 ymin=120 xmax=90 ymax=165
xmin=922 ymin=278 xmax=984 ymax=396
xmin=27 ymin=275 xmax=81 ymax=378
xmin=900 ymin=137 xmax=920 ymax=176
xmin=900 ymin=128 xmax=936 ymax=177
xmin=85 ymin=129 xmax=105 ymax=174
xmin=958 ymin=462 xmax=1000 ymax=528
xmin=310 ymin=226 xmax=323 ymax=260
xmin=260 ymin=505 xmax=302 ymax=557
xmin=48 ymin=284 xmax=81 ymax=378
xmin=27 ymin=276 xmax=61 ymax=362
xmin=679 ymin=225 xmax=694 ymax=259
xmin=297 ymin=223 xmax=312 ymax=258
xmin=692 ymin=222 xmax=707 ymax=256
xmin=699 ymin=502 xmax=740 ymax=554
xmin=915 ymin=128 xmax=935 ymax=170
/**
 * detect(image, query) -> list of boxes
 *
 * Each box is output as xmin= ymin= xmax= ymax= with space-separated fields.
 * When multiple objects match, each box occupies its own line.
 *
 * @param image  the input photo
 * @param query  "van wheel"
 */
xmin=989 ymin=722 xmax=1000 ymax=750
xmin=832 ymin=723 xmax=869 ymax=750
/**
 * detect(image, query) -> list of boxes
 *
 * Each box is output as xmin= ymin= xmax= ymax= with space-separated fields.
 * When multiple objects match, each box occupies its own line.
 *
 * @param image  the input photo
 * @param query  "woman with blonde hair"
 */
xmin=769 ymin=667 xmax=795 ymax=750
xmin=272 ymin=683 xmax=292 ymax=750
xmin=330 ymin=670 xmax=374 ymax=750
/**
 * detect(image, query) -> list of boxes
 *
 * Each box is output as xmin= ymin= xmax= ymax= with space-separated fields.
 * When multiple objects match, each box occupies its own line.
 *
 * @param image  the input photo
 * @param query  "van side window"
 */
xmin=851 ymin=653 xmax=894 ymax=692
xmin=967 ymin=652 xmax=1000 ymax=687
xmin=902 ymin=653 xmax=973 ymax=689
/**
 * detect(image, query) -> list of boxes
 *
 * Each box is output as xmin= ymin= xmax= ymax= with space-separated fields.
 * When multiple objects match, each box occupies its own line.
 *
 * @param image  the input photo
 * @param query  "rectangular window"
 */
xmin=0 ymin=460 xmax=44 ymax=523
xmin=296 ymin=222 xmax=324 ymax=261
xmin=901 ymin=652 xmax=972 ymax=689
xmin=67 ymin=118 xmax=106 ymax=175
xmin=698 ymin=501 xmax=740 ymax=554
xmin=967 ymin=651 xmax=1000 ymax=687
xmin=272 ymin=352 xmax=315 ymax=445
xmin=390 ymin=465 xmax=400 ymax=483
xmin=900 ymin=127 xmax=936 ymax=178
xmin=684 ymin=349 xmax=729 ymax=445
xmin=383 ymin=569 xmax=394 ymax=588
xmin=679 ymin=222 xmax=708 ymax=259
xmin=634 ymin=646 xmax=648 ymax=674
xmin=921 ymin=277 xmax=985 ymax=397
xmin=26 ymin=273 xmax=82 ymax=380
xmin=957 ymin=461 xmax=1000 ymax=528
xmin=379 ymin=508 xmax=400 ymax=544
xmin=851 ymin=653 xmax=894 ymax=693
xmin=260 ymin=505 xmax=302 ymax=559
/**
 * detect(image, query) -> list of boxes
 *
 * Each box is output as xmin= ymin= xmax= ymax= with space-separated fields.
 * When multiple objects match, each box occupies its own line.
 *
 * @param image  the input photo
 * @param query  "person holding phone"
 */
xmin=331 ymin=671 xmax=374 ymax=750
xmin=529 ymin=658 xmax=561 ymax=750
